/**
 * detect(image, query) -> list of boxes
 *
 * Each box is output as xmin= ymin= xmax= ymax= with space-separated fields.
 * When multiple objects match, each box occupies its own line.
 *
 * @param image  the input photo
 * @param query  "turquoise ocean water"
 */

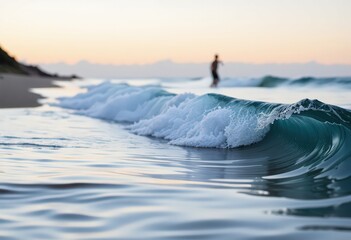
xmin=1 ymin=76 xmax=351 ymax=239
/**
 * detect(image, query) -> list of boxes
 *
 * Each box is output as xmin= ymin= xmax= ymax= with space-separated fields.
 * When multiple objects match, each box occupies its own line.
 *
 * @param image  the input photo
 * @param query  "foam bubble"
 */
xmin=59 ymin=82 xmax=271 ymax=148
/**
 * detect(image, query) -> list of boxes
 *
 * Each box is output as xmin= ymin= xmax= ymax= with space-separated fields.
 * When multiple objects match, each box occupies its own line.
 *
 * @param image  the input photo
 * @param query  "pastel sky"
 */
xmin=1 ymin=0 xmax=350 ymax=64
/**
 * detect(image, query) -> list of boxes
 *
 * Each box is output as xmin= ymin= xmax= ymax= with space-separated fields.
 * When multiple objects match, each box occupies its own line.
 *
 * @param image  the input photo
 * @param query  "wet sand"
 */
xmin=0 ymin=73 xmax=62 ymax=108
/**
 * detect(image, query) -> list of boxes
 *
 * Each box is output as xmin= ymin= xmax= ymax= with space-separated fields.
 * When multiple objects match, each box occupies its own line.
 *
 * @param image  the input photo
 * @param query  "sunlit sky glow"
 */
xmin=1 ymin=0 xmax=350 ymax=64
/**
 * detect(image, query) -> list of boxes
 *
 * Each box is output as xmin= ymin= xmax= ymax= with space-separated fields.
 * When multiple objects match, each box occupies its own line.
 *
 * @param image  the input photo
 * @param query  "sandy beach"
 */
xmin=0 ymin=73 xmax=61 ymax=108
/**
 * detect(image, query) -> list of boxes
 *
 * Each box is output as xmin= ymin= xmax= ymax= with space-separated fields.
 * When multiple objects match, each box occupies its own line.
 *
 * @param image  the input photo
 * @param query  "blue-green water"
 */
xmin=1 ymin=78 xmax=351 ymax=239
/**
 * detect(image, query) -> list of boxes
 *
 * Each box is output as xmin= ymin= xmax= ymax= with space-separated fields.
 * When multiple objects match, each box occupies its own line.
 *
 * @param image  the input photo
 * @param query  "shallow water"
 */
xmin=1 ymin=78 xmax=351 ymax=239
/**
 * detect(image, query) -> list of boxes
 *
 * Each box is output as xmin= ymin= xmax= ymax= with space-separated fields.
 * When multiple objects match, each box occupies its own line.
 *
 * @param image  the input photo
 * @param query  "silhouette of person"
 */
xmin=210 ymin=54 xmax=222 ymax=87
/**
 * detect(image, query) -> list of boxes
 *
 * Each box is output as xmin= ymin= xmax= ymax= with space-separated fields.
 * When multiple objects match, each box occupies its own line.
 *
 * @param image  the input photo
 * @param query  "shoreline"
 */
xmin=0 ymin=73 xmax=67 ymax=108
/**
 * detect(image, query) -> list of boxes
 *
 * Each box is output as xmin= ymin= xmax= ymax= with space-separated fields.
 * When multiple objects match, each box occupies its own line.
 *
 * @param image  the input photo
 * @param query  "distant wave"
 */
xmin=219 ymin=76 xmax=351 ymax=88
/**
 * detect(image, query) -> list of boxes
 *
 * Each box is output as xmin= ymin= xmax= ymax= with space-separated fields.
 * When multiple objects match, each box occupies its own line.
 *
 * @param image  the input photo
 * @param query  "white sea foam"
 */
xmin=59 ymin=82 xmax=270 ymax=148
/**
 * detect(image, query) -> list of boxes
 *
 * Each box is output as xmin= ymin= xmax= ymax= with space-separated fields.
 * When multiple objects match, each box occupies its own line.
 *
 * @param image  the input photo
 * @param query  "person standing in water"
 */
xmin=210 ymin=54 xmax=222 ymax=87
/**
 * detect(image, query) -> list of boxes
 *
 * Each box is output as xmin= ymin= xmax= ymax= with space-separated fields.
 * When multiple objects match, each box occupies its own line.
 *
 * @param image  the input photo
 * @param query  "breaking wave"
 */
xmin=58 ymin=82 xmax=351 ymax=148
xmin=58 ymin=82 xmax=351 ymax=198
